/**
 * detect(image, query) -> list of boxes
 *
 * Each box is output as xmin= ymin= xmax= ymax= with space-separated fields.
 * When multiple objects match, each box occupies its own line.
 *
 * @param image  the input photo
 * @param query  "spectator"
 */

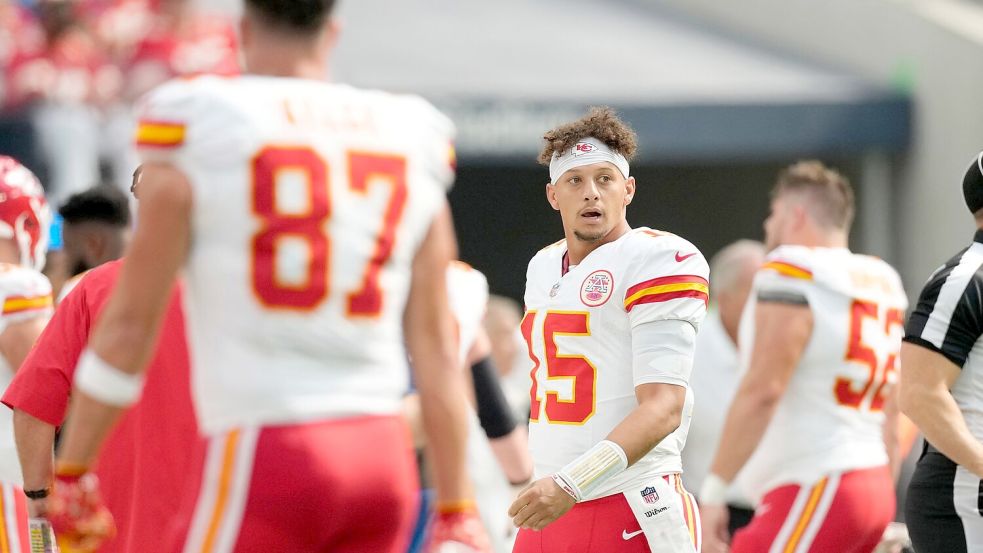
xmin=7 ymin=0 xmax=121 ymax=205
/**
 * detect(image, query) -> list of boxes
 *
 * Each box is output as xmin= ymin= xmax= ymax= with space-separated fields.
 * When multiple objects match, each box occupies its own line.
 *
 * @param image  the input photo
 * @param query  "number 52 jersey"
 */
xmin=521 ymin=228 xmax=709 ymax=501
xmin=134 ymin=76 xmax=455 ymax=435
xmin=735 ymin=246 xmax=908 ymax=504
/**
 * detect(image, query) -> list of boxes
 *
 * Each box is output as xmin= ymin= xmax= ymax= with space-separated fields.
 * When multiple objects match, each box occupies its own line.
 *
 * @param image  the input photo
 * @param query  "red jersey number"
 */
xmin=251 ymin=146 xmax=407 ymax=315
xmin=835 ymin=299 xmax=904 ymax=411
xmin=522 ymin=310 xmax=597 ymax=425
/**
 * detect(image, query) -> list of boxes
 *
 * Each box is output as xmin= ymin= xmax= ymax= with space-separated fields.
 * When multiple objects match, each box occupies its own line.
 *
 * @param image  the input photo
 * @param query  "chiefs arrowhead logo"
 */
xmin=572 ymin=142 xmax=596 ymax=156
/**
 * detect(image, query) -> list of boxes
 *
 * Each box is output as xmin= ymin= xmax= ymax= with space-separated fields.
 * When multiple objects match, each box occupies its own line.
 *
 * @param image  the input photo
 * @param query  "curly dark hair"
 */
xmin=245 ymin=0 xmax=336 ymax=34
xmin=537 ymin=107 xmax=638 ymax=165
xmin=772 ymin=160 xmax=855 ymax=230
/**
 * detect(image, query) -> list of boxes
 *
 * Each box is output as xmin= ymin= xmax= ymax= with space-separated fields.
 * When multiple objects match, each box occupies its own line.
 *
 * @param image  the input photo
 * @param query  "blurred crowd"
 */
xmin=0 ymin=0 xmax=237 ymax=204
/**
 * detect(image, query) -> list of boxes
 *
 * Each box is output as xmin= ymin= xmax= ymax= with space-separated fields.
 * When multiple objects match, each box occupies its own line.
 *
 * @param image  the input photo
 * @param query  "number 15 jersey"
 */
xmin=735 ymin=246 xmax=908 ymax=504
xmin=521 ymin=228 xmax=709 ymax=500
xmin=134 ymin=76 xmax=454 ymax=435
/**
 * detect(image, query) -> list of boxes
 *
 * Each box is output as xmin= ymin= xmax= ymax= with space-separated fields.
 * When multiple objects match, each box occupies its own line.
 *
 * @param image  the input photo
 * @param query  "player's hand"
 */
xmin=508 ymin=476 xmax=575 ymax=531
xmin=699 ymin=503 xmax=730 ymax=553
xmin=874 ymin=522 xmax=911 ymax=553
xmin=426 ymin=504 xmax=491 ymax=553
xmin=46 ymin=473 xmax=116 ymax=553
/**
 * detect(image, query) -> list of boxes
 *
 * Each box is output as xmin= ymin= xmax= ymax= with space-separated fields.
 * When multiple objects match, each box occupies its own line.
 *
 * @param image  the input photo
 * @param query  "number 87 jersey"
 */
xmin=134 ymin=76 xmax=455 ymax=435
xmin=520 ymin=228 xmax=709 ymax=501
xmin=735 ymin=245 xmax=908 ymax=504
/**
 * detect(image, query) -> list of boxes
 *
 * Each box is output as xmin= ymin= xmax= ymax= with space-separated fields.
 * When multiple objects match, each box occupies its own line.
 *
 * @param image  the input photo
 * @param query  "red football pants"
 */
xmin=171 ymin=415 xmax=419 ymax=553
xmin=513 ymin=474 xmax=699 ymax=553
xmin=732 ymin=465 xmax=894 ymax=553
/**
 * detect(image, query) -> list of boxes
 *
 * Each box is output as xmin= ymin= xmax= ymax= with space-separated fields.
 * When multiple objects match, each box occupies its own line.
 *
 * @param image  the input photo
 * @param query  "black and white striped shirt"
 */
xmin=905 ymin=229 xmax=983 ymax=439
xmin=905 ymin=230 xmax=983 ymax=367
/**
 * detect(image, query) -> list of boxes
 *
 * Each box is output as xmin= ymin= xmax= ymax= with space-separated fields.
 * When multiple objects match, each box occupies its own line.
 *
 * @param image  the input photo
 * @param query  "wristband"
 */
xmin=698 ymin=473 xmax=729 ymax=506
xmin=435 ymin=499 xmax=476 ymax=515
xmin=75 ymin=350 xmax=144 ymax=407
xmin=553 ymin=440 xmax=628 ymax=502
xmin=55 ymin=461 xmax=89 ymax=479
xmin=23 ymin=487 xmax=50 ymax=500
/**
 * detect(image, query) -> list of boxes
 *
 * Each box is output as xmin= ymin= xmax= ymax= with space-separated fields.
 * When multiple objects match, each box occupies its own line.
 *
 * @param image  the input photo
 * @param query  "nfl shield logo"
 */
xmin=641 ymin=486 xmax=658 ymax=504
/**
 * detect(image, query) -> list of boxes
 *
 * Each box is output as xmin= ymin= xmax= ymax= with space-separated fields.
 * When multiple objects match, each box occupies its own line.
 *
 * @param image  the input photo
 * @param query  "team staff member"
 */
xmin=901 ymin=151 xmax=983 ymax=553
xmin=5 ymin=258 xmax=198 ymax=552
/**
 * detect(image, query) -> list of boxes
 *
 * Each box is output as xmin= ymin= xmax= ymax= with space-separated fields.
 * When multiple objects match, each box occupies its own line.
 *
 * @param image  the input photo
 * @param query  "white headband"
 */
xmin=549 ymin=137 xmax=630 ymax=184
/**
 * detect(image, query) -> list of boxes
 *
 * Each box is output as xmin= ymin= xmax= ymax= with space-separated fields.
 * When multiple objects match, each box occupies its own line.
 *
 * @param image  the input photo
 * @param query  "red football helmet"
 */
xmin=0 ymin=156 xmax=50 ymax=271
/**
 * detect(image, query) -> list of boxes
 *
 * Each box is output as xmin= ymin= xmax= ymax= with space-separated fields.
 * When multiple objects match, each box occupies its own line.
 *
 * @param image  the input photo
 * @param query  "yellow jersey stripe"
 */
xmin=623 ymin=282 xmax=709 ymax=309
xmin=136 ymin=122 xmax=186 ymax=147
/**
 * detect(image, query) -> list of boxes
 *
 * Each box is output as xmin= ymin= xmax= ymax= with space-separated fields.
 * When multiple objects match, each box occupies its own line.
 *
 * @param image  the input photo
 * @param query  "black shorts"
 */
xmin=906 ymin=446 xmax=983 ymax=553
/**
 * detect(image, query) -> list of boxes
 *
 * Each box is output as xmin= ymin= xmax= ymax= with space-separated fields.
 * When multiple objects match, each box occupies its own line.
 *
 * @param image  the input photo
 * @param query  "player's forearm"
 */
xmin=901 ymin=384 xmax=983 ymax=477
xmin=882 ymin=388 xmax=902 ymax=480
xmin=489 ymin=426 xmax=533 ymax=484
xmin=89 ymin=300 xmax=171 ymax=375
xmin=55 ymin=393 xmax=126 ymax=469
xmin=417 ymin=362 xmax=473 ymax=503
xmin=607 ymin=384 xmax=684 ymax=465
xmin=709 ymin=386 xmax=781 ymax=482
xmin=13 ymin=409 xmax=55 ymax=490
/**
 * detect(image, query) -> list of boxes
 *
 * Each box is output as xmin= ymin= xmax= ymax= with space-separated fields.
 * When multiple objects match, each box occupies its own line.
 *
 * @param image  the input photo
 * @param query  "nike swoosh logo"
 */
xmin=622 ymin=529 xmax=644 ymax=540
xmin=675 ymin=251 xmax=697 ymax=262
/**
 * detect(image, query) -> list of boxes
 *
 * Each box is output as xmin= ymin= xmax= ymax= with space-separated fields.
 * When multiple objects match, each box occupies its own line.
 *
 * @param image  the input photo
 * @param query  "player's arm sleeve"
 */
xmin=753 ymin=258 xmax=815 ymax=306
xmin=470 ymin=355 xmax=518 ymax=439
xmin=134 ymin=78 xmax=235 ymax=171
xmin=904 ymin=268 xmax=983 ymax=369
xmin=623 ymin=248 xmax=709 ymax=330
xmin=1 ymin=279 xmax=90 ymax=426
xmin=410 ymin=96 xmax=456 ymax=192
xmin=623 ymin=244 xmax=708 ymax=387
xmin=133 ymin=81 xmax=196 ymax=163
xmin=631 ymin=319 xmax=697 ymax=388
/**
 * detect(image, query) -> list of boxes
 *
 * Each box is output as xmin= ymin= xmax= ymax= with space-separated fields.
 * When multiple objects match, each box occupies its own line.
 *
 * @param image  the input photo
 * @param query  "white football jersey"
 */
xmin=135 ymin=76 xmax=455 ymax=435
xmin=735 ymin=246 xmax=908 ymax=503
xmin=522 ymin=228 xmax=708 ymax=500
xmin=447 ymin=262 xmax=514 ymax=552
xmin=448 ymin=261 xmax=489 ymax=364
xmin=0 ymin=264 xmax=52 ymax=484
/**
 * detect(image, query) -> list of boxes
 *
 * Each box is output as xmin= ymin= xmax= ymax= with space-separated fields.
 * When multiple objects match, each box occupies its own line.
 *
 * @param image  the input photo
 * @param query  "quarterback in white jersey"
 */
xmin=50 ymin=1 xmax=488 ymax=551
xmin=509 ymin=108 xmax=706 ymax=553
xmin=700 ymin=162 xmax=905 ymax=553
xmin=0 ymin=157 xmax=53 ymax=552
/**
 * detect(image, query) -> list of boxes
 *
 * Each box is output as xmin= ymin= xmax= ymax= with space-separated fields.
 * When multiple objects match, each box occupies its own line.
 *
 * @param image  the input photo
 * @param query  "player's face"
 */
xmin=546 ymin=162 xmax=635 ymax=244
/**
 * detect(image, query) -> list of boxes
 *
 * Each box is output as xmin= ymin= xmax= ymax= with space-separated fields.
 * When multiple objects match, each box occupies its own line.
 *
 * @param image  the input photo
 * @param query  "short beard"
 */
xmin=573 ymin=229 xmax=605 ymax=242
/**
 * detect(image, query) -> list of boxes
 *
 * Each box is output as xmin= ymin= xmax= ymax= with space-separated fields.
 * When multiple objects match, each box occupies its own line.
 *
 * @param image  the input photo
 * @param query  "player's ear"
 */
xmin=623 ymin=177 xmax=635 ymax=206
xmin=321 ymin=16 xmax=342 ymax=52
xmin=545 ymin=183 xmax=560 ymax=211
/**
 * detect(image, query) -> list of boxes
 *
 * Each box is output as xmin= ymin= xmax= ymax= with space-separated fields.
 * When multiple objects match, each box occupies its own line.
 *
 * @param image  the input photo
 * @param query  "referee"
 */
xmin=901 ymin=150 xmax=983 ymax=552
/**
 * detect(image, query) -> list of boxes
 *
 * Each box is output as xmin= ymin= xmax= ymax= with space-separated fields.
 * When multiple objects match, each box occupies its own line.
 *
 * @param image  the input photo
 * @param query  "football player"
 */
xmin=699 ymin=161 xmax=907 ymax=553
xmin=509 ymin=107 xmax=708 ymax=553
xmin=46 ymin=0 xmax=488 ymax=550
xmin=0 ymin=156 xmax=54 ymax=553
